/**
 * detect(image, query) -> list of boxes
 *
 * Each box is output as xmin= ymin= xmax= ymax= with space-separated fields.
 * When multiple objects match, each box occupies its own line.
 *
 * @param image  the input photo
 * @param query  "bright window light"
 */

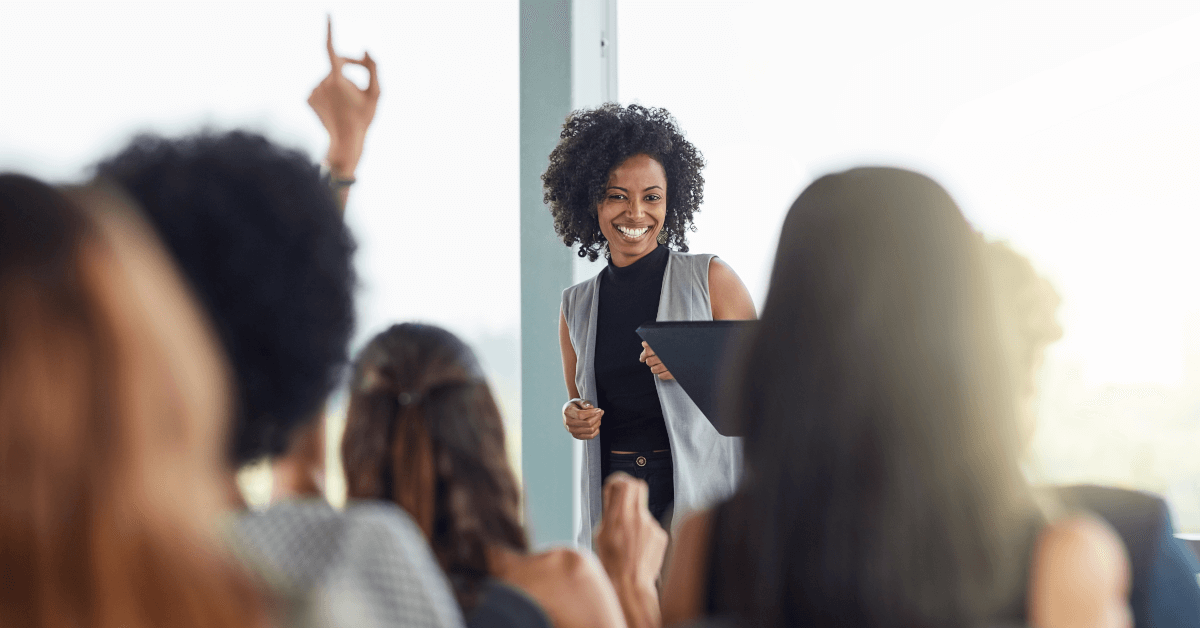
xmin=619 ymin=0 xmax=1200 ymax=530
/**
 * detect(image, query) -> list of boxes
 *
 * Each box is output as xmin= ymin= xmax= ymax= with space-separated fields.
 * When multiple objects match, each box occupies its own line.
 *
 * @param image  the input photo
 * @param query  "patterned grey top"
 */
xmin=229 ymin=499 xmax=464 ymax=628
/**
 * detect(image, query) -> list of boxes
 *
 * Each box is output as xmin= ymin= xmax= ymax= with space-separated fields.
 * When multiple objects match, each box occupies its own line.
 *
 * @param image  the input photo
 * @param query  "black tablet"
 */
xmin=635 ymin=320 xmax=756 ymax=437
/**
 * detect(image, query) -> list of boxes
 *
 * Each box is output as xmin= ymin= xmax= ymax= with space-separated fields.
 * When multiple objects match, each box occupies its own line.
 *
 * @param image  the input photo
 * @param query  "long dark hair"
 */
xmin=716 ymin=168 xmax=1038 ymax=627
xmin=342 ymin=323 xmax=527 ymax=612
xmin=0 ymin=175 xmax=269 ymax=628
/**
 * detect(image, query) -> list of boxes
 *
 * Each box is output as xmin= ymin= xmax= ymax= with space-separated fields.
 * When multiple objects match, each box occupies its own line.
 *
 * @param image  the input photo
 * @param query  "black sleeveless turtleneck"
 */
xmin=594 ymin=245 xmax=671 ymax=452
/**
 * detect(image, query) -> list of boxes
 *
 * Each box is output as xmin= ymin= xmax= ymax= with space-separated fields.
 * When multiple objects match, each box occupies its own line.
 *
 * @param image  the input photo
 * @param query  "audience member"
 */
xmin=267 ymin=15 xmax=381 ymax=500
xmin=93 ymin=130 xmax=355 ymax=468
xmin=986 ymin=239 xmax=1200 ymax=628
xmin=342 ymin=322 xmax=667 ymax=628
xmin=0 ymin=175 xmax=270 ymax=628
xmin=658 ymin=168 xmax=1132 ymax=628
xmin=92 ymin=20 xmax=463 ymax=628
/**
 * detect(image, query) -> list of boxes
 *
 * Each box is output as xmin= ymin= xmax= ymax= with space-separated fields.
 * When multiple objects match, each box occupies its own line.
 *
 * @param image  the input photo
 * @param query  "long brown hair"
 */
xmin=0 ymin=175 xmax=269 ymax=628
xmin=717 ymin=168 xmax=1040 ymax=627
xmin=342 ymin=323 xmax=527 ymax=612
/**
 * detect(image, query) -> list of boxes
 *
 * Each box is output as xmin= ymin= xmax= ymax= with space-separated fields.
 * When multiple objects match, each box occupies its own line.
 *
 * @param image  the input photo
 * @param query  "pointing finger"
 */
xmin=326 ymin=15 xmax=343 ymax=72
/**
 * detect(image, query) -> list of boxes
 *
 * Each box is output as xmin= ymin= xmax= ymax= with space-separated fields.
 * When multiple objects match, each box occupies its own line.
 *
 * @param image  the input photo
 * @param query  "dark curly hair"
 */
xmin=94 ymin=131 xmax=357 ymax=465
xmin=342 ymin=323 xmax=527 ymax=613
xmin=542 ymin=103 xmax=706 ymax=261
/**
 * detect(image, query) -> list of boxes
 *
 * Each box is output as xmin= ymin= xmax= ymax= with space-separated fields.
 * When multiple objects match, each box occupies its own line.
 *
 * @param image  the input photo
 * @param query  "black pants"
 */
xmin=603 ymin=450 xmax=674 ymax=530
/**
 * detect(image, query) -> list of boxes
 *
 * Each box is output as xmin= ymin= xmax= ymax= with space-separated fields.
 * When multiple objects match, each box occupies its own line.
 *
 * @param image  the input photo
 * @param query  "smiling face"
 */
xmin=597 ymin=154 xmax=668 ymax=267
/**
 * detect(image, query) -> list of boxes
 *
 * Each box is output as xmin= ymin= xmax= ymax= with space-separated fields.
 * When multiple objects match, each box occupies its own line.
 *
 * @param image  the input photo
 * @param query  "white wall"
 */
xmin=0 ymin=0 xmax=522 ymax=500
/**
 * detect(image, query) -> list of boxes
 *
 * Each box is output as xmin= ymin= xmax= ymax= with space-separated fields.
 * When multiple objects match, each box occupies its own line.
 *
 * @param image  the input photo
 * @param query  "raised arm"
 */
xmin=308 ymin=16 xmax=380 ymax=212
xmin=594 ymin=474 xmax=669 ymax=628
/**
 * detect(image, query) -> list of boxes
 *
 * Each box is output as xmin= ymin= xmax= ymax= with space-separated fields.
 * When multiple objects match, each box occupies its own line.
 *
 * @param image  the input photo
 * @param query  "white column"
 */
xmin=520 ymin=0 xmax=617 ymax=547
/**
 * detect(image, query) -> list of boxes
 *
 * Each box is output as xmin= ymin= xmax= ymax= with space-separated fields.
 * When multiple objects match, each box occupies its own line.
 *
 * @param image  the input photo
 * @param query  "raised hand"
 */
xmin=308 ymin=16 xmax=380 ymax=178
xmin=594 ymin=473 xmax=669 ymax=628
xmin=564 ymin=399 xmax=604 ymax=440
xmin=639 ymin=341 xmax=673 ymax=380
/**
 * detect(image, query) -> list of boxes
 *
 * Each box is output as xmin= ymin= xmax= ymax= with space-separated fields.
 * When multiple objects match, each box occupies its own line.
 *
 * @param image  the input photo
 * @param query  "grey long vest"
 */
xmin=562 ymin=251 xmax=743 ymax=549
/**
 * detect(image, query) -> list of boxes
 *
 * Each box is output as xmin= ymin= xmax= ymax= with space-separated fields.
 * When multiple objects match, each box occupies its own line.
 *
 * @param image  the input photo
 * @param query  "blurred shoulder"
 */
xmin=512 ymin=547 xmax=602 ymax=590
xmin=228 ymin=499 xmax=344 ymax=583
xmin=339 ymin=500 xmax=448 ymax=580
xmin=1036 ymin=514 xmax=1128 ymax=577
xmin=501 ymin=548 xmax=625 ymax=628
xmin=342 ymin=499 xmax=424 ymax=536
xmin=1029 ymin=514 xmax=1132 ymax=628
xmin=230 ymin=499 xmax=464 ymax=628
xmin=338 ymin=500 xmax=464 ymax=628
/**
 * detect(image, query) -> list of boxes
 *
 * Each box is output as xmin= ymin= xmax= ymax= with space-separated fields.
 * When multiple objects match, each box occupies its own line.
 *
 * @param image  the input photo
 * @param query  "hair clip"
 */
xmin=397 ymin=391 xmax=421 ymax=406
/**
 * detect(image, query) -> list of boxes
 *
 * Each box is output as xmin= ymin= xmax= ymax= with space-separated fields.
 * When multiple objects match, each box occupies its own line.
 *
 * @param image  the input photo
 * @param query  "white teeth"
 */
xmin=617 ymin=225 xmax=649 ymax=238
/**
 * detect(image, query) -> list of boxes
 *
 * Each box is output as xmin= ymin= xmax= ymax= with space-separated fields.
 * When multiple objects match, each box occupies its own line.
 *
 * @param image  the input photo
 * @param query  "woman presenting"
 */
xmin=544 ymin=104 xmax=756 ymax=548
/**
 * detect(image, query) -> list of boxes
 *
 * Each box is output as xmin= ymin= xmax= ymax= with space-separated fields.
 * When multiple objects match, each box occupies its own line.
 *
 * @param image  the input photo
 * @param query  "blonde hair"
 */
xmin=0 ymin=177 xmax=268 ymax=628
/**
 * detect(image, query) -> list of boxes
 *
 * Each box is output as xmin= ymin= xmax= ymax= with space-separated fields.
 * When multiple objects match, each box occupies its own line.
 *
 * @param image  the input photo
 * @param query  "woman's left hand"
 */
xmin=308 ymin=16 xmax=380 ymax=178
xmin=640 ymin=341 xmax=673 ymax=381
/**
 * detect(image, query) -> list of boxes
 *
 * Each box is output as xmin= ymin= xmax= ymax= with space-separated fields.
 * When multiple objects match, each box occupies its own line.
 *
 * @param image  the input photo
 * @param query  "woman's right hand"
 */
xmin=564 ymin=399 xmax=604 ymax=440
xmin=308 ymin=16 xmax=380 ymax=178
xmin=594 ymin=473 xmax=668 ymax=628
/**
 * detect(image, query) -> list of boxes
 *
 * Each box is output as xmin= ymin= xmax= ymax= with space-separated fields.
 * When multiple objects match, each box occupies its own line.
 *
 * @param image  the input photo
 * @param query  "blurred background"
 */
xmin=3 ymin=1 xmax=1198 ymax=530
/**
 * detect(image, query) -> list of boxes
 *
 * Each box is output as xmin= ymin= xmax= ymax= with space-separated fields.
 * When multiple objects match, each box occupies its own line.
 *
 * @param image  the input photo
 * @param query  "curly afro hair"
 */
xmin=95 ymin=130 xmax=356 ymax=465
xmin=542 ymin=103 xmax=706 ymax=261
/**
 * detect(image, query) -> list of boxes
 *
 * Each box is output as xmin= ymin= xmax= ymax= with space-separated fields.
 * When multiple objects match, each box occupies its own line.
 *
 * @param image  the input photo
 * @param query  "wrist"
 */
xmin=610 ymin=573 xmax=660 ymax=628
xmin=324 ymin=157 xmax=359 ymax=179
xmin=562 ymin=397 xmax=585 ymax=415
xmin=325 ymin=141 xmax=363 ymax=177
xmin=605 ymin=563 xmax=655 ymax=596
